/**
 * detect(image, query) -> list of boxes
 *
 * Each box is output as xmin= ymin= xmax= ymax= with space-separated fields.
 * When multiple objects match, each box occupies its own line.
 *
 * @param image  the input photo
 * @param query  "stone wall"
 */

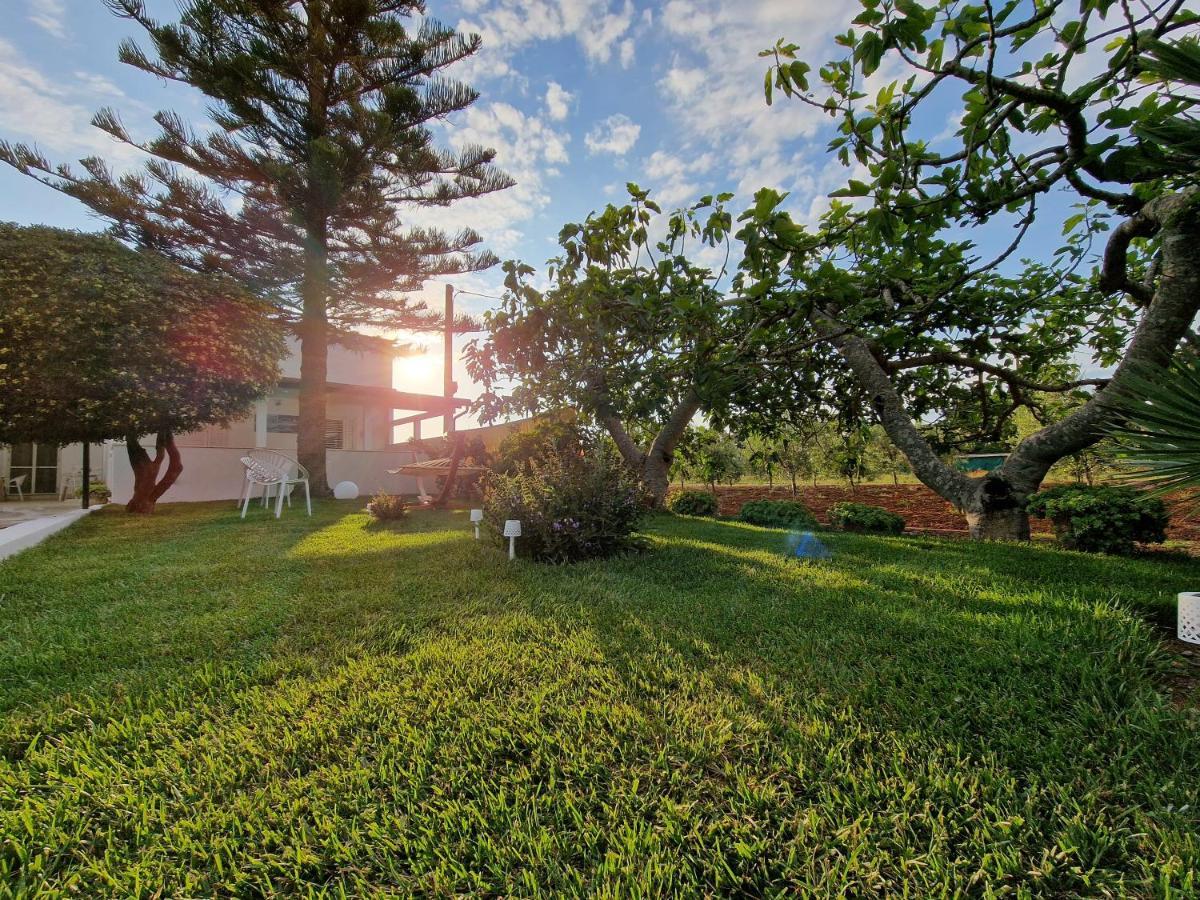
xmin=675 ymin=483 xmax=1200 ymax=542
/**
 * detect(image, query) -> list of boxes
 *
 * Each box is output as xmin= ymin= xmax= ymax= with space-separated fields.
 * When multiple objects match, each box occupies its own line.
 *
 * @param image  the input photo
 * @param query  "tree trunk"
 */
xmin=593 ymin=384 xmax=701 ymax=508
xmin=960 ymin=474 xmax=1033 ymax=541
xmin=125 ymin=431 xmax=183 ymax=514
xmin=815 ymin=190 xmax=1200 ymax=540
xmin=641 ymin=450 xmax=672 ymax=507
xmin=298 ymin=221 xmax=331 ymax=497
xmin=298 ymin=7 xmax=332 ymax=497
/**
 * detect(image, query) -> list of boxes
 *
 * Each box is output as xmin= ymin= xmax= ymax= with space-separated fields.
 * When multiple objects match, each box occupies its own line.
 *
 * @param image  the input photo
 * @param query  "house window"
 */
xmin=267 ymin=414 xmax=298 ymax=434
xmin=325 ymin=420 xmax=344 ymax=450
xmin=268 ymin=414 xmax=343 ymax=448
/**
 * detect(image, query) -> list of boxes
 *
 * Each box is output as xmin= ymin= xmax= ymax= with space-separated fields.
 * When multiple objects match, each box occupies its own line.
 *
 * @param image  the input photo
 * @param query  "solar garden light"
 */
xmin=470 ymin=508 xmax=484 ymax=540
xmin=1180 ymin=592 xmax=1200 ymax=646
xmin=503 ymin=519 xmax=522 ymax=560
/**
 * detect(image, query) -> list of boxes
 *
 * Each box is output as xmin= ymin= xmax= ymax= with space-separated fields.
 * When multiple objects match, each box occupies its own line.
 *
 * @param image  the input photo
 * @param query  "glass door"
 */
xmin=8 ymin=442 xmax=59 ymax=495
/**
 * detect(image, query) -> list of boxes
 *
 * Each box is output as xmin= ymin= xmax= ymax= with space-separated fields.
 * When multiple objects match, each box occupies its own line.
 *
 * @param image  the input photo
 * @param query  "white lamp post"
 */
xmin=503 ymin=519 xmax=522 ymax=560
xmin=470 ymin=508 xmax=484 ymax=540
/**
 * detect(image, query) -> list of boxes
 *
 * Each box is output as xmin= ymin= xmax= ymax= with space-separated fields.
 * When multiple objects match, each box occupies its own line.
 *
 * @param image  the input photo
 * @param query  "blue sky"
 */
xmin=0 ymin=0 xmax=1085 ymax=407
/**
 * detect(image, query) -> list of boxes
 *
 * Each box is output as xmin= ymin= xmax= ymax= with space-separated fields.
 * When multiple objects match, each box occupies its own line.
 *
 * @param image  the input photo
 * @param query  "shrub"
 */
xmin=738 ymin=499 xmax=817 ymax=530
xmin=829 ymin=502 xmax=905 ymax=535
xmin=668 ymin=490 xmax=718 ymax=517
xmin=482 ymin=441 xmax=644 ymax=563
xmin=1026 ymin=484 xmax=1167 ymax=555
xmin=366 ymin=491 xmax=409 ymax=522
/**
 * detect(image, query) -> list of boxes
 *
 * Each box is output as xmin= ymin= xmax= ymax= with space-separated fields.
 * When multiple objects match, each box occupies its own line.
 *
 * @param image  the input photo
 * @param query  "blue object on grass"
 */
xmin=789 ymin=531 xmax=832 ymax=561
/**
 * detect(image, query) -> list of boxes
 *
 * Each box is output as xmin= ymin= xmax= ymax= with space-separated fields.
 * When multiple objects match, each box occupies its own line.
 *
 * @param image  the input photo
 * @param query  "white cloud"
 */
xmin=544 ymin=81 xmax=573 ymax=121
xmin=585 ymin=113 xmax=640 ymax=156
xmin=653 ymin=0 xmax=853 ymax=205
xmin=412 ymin=102 xmax=570 ymax=254
xmin=641 ymin=149 xmax=716 ymax=206
xmin=27 ymin=0 xmax=66 ymax=39
xmin=457 ymin=0 xmax=636 ymax=82
xmin=0 ymin=39 xmax=137 ymax=162
xmin=618 ymin=38 xmax=635 ymax=68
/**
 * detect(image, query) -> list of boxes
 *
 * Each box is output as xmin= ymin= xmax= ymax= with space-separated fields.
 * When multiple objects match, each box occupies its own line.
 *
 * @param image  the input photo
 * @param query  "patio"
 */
xmin=0 ymin=498 xmax=87 ymax=530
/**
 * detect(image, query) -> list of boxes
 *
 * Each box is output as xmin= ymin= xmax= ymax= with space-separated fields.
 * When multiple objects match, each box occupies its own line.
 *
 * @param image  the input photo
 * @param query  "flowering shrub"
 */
xmin=668 ymin=490 xmax=718 ymax=517
xmin=482 ymin=442 xmax=644 ymax=563
xmin=366 ymin=491 xmax=409 ymax=522
xmin=828 ymin=502 xmax=905 ymax=535
xmin=1027 ymin=485 xmax=1167 ymax=555
xmin=738 ymin=499 xmax=817 ymax=530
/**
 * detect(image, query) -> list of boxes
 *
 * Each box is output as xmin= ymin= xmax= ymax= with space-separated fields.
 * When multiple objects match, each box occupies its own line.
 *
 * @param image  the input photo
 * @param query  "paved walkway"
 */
xmin=0 ymin=499 xmax=86 ymax=529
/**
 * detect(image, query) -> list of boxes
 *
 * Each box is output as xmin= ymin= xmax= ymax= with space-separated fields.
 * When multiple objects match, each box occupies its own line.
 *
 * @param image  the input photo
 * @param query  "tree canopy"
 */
xmin=0 ymin=223 xmax=284 ymax=511
xmin=730 ymin=0 xmax=1200 ymax=539
xmin=0 ymin=0 xmax=512 ymax=493
xmin=466 ymin=187 xmax=747 ymax=504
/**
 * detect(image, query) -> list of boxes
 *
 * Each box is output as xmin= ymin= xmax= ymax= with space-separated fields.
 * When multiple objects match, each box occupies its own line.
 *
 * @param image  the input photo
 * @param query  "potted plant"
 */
xmin=76 ymin=481 xmax=111 ymax=503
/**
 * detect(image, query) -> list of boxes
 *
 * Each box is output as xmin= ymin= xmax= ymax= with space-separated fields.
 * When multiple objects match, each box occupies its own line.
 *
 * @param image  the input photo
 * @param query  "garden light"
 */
xmin=470 ymin=508 xmax=484 ymax=540
xmin=1180 ymin=592 xmax=1200 ymax=645
xmin=503 ymin=519 xmax=522 ymax=560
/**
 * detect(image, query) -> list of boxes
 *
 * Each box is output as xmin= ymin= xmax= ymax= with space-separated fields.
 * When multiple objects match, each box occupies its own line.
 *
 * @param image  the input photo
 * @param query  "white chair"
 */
xmin=239 ymin=451 xmax=311 ymax=519
xmin=4 ymin=474 xmax=26 ymax=501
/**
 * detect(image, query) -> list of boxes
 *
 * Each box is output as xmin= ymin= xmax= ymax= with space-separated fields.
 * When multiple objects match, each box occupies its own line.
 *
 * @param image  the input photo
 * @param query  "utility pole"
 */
xmin=444 ymin=283 xmax=456 ymax=436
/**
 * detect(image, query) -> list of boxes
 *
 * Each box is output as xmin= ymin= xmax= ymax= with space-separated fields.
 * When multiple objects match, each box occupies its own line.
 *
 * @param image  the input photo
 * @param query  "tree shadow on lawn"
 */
xmin=3 ymin=504 xmax=1199 ymax=894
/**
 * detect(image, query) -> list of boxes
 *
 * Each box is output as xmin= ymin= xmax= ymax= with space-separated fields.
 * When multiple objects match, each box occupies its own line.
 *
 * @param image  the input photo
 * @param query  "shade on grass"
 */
xmin=0 ymin=503 xmax=1197 ymax=895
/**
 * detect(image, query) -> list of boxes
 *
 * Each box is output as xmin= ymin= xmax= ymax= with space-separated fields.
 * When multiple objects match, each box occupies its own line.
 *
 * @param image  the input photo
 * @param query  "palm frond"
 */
xmin=1108 ymin=354 xmax=1200 ymax=505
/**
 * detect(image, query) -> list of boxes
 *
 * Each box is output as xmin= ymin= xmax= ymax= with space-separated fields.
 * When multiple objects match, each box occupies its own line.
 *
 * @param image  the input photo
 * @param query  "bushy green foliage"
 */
xmin=492 ymin=418 xmax=590 ymax=474
xmin=1027 ymin=485 xmax=1168 ymax=555
xmin=366 ymin=492 xmax=409 ymax=522
xmin=829 ymin=502 xmax=905 ymax=535
xmin=668 ymin=490 xmax=718 ymax=517
xmin=0 ymin=224 xmax=283 ymax=445
xmin=738 ymin=499 xmax=817 ymax=530
xmin=482 ymin=441 xmax=644 ymax=563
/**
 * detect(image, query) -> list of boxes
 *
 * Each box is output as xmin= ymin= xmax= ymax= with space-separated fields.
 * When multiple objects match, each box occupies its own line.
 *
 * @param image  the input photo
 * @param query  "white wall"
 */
xmin=108 ymin=446 xmax=427 ymax=504
xmin=279 ymin=337 xmax=393 ymax=388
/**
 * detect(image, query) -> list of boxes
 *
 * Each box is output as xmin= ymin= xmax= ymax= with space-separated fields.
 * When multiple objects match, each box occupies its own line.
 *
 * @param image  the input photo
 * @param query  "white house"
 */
xmin=0 ymin=335 xmax=468 ymax=505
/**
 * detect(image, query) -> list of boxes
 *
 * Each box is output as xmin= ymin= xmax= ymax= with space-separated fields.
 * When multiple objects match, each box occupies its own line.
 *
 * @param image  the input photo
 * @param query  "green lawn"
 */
xmin=1 ymin=502 xmax=1197 ymax=897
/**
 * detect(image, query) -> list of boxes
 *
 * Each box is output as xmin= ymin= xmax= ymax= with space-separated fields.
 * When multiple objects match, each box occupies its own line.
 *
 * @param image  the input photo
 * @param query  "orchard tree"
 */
xmin=0 ymin=225 xmax=283 ymax=514
xmin=466 ymin=188 xmax=742 ymax=506
xmin=736 ymin=1 xmax=1199 ymax=539
xmin=0 ymin=0 xmax=511 ymax=494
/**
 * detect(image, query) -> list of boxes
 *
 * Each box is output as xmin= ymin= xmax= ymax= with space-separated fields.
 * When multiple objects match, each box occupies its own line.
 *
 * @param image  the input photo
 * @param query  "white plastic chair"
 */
xmin=4 ymin=474 xmax=26 ymax=501
xmin=239 ymin=451 xmax=311 ymax=519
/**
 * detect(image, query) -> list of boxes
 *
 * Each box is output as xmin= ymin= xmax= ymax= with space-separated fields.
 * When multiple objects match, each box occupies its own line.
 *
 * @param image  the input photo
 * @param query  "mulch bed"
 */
xmin=694 ymin=483 xmax=1200 ymax=543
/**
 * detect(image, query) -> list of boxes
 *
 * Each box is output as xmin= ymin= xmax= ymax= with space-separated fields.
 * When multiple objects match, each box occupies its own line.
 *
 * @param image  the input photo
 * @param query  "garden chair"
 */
xmin=238 ymin=450 xmax=311 ymax=519
xmin=4 ymin=474 xmax=26 ymax=501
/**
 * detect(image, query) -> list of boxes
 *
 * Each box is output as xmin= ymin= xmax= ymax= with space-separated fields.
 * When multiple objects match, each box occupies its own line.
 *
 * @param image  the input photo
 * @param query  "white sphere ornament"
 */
xmin=333 ymin=480 xmax=359 ymax=500
xmin=503 ymin=519 xmax=522 ymax=559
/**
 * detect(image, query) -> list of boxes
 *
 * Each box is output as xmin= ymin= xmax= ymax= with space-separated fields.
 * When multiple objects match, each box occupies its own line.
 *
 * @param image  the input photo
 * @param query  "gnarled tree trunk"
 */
xmin=125 ymin=431 xmax=183 ymax=514
xmin=594 ymin=384 xmax=701 ymax=507
xmin=814 ymin=189 xmax=1200 ymax=540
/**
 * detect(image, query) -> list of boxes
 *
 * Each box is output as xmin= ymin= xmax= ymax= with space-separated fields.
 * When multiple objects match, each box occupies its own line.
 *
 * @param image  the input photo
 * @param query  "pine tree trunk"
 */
xmin=298 ymin=221 xmax=331 ymax=497
xmin=125 ymin=431 xmax=183 ymax=514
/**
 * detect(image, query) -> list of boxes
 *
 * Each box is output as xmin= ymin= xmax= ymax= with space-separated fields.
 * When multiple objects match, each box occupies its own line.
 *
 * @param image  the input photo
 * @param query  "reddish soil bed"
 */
xmin=684 ymin=483 xmax=1200 ymax=543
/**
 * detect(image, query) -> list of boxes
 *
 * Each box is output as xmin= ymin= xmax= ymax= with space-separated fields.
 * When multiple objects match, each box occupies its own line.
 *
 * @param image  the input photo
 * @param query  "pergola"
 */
xmin=388 ymin=454 xmax=486 ymax=506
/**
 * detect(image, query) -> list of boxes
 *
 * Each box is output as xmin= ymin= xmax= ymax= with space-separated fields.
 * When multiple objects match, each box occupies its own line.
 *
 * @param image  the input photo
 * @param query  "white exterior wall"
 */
xmin=279 ymin=337 xmax=393 ymax=388
xmin=3 ymin=338 xmax=423 ymax=505
xmin=106 ymin=446 xmax=426 ymax=504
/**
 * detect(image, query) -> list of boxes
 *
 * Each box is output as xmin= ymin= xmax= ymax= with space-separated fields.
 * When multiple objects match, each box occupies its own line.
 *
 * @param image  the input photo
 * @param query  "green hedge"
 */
xmin=738 ymin=499 xmax=818 ymax=530
xmin=668 ymin=490 xmax=719 ymax=517
xmin=829 ymin=502 xmax=905 ymax=535
xmin=1026 ymin=484 xmax=1167 ymax=555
